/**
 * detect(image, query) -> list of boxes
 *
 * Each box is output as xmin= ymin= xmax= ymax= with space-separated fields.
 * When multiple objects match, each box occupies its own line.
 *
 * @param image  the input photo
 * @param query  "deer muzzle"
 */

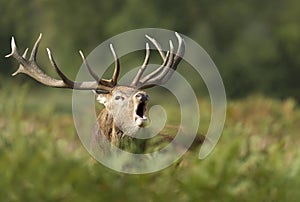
xmin=134 ymin=92 xmax=149 ymax=127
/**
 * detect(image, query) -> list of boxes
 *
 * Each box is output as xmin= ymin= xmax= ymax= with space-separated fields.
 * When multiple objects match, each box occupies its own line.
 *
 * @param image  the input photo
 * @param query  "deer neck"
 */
xmin=96 ymin=108 xmax=146 ymax=153
xmin=97 ymin=108 xmax=124 ymax=146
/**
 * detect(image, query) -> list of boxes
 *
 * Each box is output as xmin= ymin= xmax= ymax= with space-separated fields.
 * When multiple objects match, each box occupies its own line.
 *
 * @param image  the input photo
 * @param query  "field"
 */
xmin=0 ymin=84 xmax=300 ymax=202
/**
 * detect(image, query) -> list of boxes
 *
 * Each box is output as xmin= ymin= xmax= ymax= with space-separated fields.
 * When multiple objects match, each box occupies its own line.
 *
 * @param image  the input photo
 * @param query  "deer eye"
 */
xmin=115 ymin=95 xmax=123 ymax=100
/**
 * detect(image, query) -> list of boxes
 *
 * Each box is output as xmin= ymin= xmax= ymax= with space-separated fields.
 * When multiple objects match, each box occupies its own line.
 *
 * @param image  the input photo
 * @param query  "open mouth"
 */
xmin=134 ymin=101 xmax=148 ymax=127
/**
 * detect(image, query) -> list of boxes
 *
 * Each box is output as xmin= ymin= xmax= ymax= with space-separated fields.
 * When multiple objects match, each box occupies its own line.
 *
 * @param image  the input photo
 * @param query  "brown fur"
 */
xmin=97 ymin=108 xmax=124 ymax=147
xmin=90 ymin=87 xmax=148 ymax=154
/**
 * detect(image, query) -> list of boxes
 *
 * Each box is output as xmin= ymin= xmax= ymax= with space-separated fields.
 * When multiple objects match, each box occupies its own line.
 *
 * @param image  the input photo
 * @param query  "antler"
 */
xmin=6 ymin=32 xmax=184 ymax=92
xmin=6 ymin=34 xmax=120 ymax=93
xmin=131 ymin=32 xmax=185 ymax=89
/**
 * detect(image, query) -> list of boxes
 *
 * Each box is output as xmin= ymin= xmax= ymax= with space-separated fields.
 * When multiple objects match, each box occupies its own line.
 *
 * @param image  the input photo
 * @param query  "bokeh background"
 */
xmin=1 ymin=0 xmax=300 ymax=201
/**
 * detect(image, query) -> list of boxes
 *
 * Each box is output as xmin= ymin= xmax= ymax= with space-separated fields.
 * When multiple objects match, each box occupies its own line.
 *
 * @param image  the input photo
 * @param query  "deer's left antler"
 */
xmin=131 ymin=32 xmax=185 ymax=89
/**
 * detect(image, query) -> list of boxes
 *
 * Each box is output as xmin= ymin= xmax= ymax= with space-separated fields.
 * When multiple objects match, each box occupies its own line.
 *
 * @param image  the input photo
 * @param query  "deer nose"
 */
xmin=135 ymin=93 xmax=149 ymax=102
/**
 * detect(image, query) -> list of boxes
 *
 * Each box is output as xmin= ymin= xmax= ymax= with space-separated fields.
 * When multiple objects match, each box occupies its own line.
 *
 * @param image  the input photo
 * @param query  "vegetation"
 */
xmin=1 ymin=0 xmax=299 ymax=201
xmin=0 ymin=85 xmax=299 ymax=201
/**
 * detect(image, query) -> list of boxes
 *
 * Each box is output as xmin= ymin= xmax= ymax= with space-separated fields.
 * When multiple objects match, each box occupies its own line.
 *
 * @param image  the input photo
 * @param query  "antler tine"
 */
xmin=79 ymin=50 xmax=100 ymax=82
xmin=137 ymin=51 xmax=171 ymax=89
xmin=131 ymin=34 xmax=168 ymax=86
xmin=159 ymin=33 xmax=185 ymax=84
xmin=140 ymin=40 xmax=174 ymax=84
xmin=145 ymin=34 xmax=166 ymax=60
xmin=131 ymin=43 xmax=150 ymax=86
xmin=97 ymin=44 xmax=120 ymax=87
xmin=46 ymin=48 xmax=75 ymax=87
xmin=22 ymin=48 xmax=29 ymax=58
xmin=132 ymin=32 xmax=185 ymax=89
xmin=172 ymin=32 xmax=185 ymax=69
xmin=6 ymin=37 xmax=27 ymax=76
xmin=29 ymin=33 xmax=42 ymax=62
xmin=11 ymin=48 xmax=28 ymax=76
xmin=6 ymin=36 xmax=20 ymax=59
xmin=147 ymin=40 xmax=175 ymax=84
xmin=47 ymin=48 xmax=113 ymax=91
xmin=109 ymin=44 xmax=120 ymax=86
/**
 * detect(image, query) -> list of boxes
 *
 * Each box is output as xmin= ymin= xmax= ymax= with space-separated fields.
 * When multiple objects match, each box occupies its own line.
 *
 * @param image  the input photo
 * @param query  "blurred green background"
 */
xmin=1 ymin=0 xmax=300 ymax=201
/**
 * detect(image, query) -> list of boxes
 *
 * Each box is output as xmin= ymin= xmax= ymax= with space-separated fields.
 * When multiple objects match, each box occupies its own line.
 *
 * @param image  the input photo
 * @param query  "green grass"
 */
xmin=0 ymin=84 xmax=300 ymax=201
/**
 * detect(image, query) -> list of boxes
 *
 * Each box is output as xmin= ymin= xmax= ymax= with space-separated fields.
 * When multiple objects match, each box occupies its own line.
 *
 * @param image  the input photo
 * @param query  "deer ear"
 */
xmin=96 ymin=94 xmax=108 ymax=106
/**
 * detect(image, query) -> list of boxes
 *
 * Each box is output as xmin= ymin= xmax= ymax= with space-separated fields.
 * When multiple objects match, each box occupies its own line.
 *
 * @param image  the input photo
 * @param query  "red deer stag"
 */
xmin=6 ymin=33 xmax=185 ymax=153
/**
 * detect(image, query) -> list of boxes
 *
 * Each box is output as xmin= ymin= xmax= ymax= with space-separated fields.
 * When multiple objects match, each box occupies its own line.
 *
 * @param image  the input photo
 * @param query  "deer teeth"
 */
xmin=135 ymin=101 xmax=148 ymax=126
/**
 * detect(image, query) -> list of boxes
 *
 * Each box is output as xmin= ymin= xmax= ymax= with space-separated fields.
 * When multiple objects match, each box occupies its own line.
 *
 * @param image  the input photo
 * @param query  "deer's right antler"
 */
xmin=6 ymin=34 xmax=118 ymax=93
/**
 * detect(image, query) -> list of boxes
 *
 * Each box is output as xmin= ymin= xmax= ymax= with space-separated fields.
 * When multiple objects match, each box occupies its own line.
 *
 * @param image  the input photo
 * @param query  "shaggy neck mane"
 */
xmin=97 ymin=108 xmax=124 ymax=146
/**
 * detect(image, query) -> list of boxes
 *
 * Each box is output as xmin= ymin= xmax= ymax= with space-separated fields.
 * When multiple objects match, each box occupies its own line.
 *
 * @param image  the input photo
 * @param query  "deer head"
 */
xmin=96 ymin=86 xmax=149 ymax=136
xmin=6 ymin=32 xmax=185 ymax=147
